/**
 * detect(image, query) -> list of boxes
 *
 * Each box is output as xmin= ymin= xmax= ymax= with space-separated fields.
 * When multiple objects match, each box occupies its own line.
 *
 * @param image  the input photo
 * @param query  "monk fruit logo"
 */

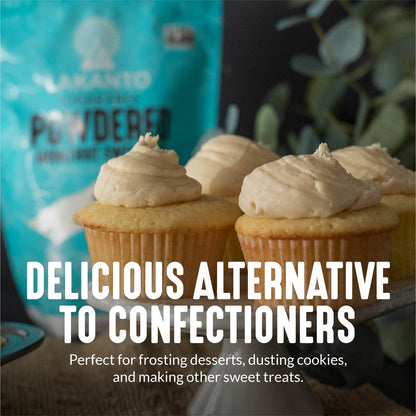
xmin=32 ymin=15 xmax=152 ymax=92
xmin=74 ymin=16 xmax=120 ymax=71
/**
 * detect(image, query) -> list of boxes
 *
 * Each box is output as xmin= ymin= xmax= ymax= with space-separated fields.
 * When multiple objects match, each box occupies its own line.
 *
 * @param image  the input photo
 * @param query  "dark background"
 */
xmin=2 ymin=0 xmax=415 ymax=411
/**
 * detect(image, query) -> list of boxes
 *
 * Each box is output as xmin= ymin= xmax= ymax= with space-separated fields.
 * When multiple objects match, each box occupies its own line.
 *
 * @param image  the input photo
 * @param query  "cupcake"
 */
xmin=185 ymin=135 xmax=279 ymax=264
xmin=333 ymin=144 xmax=415 ymax=281
xmin=74 ymin=133 xmax=241 ymax=299
xmin=236 ymin=143 xmax=398 ymax=309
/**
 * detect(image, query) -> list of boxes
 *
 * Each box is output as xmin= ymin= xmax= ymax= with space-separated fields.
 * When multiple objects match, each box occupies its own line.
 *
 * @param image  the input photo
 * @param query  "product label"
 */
xmin=1 ymin=0 xmax=223 ymax=333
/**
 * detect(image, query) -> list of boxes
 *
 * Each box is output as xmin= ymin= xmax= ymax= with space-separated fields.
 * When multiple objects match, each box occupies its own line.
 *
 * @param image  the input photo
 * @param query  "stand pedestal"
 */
xmin=187 ymin=339 xmax=323 ymax=416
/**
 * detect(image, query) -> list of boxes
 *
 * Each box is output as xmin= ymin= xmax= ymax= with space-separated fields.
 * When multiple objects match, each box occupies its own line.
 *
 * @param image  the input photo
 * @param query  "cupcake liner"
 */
xmin=222 ymin=197 xmax=245 ymax=268
xmin=389 ymin=209 xmax=415 ymax=280
xmin=84 ymin=227 xmax=230 ymax=299
xmin=223 ymin=230 xmax=245 ymax=266
xmin=237 ymin=231 xmax=394 ymax=309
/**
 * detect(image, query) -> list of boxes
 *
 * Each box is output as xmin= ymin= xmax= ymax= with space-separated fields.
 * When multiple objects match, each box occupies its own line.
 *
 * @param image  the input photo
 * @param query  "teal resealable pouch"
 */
xmin=1 ymin=0 xmax=223 ymax=335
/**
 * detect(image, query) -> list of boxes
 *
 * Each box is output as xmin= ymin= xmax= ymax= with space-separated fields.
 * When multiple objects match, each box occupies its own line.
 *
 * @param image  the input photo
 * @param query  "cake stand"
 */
xmin=88 ymin=279 xmax=415 ymax=416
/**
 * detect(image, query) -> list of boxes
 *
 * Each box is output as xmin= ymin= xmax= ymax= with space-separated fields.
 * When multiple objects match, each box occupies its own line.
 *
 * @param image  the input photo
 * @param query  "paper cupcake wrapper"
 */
xmin=389 ymin=210 xmax=415 ymax=280
xmin=237 ymin=231 xmax=394 ymax=309
xmin=223 ymin=230 xmax=245 ymax=266
xmin=84 ymin=227 xmax=229 ymax=299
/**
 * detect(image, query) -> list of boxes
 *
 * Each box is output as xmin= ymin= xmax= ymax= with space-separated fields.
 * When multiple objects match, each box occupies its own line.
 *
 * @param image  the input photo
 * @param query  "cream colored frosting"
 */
xmin=94 ymin=133 xmax=201 ymax=207
xmin=239 ymin=143 xmax=381 ymax=219
xmin=185 ymin=135 xmax=279 ymax=197
xmin=333 ymin=144 xmax=415 ymax=195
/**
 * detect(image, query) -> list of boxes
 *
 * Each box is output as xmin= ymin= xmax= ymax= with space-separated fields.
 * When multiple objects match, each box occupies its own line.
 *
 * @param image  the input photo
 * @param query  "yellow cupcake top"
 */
xmin=239 ymin=143 xmax=380 ymax=219
xmin=333 ymin=144 xmax=415 ymax=195
xmin=74 ymin=195 xmax=241 ymax=233
xmin=94 ymin=132 xmax=201 ymax=208
xmin=236 ymin=204 xmax=398 ymax=238
xmin=185 ymin=134 xmax=279 ymax=197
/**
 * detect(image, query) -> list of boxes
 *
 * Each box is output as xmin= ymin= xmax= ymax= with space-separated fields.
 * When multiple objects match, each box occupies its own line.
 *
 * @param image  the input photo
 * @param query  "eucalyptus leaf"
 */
xmin=307 ymin=77 xmax=346 ymax=125
xmin=254 ymin=104 xmax=279 ymax=150
xmin=370 ymin=5 xmax=407 ymax=27
xmin=326 ymin=120 xmax=349 ymax=150
xmin=266 ymin=83 xmax=291 ymax=112
xmin=392 ymin=33 xmax=415 ymax=65
xmin=353 ymin=0 xmax=386 ymax=19
xmin=374 ymin=305 xmax=415 ymax=365
xmin=276 ymin=15 xmax=310 ymax=31
xmin=372 ymin=49 xmax=404 ymax=92
xmin=353 ymin=95 xmax=369 ymax=140
xmin=224 ymin=104 xmax=240 ymax=134
xmin=306 ymin=77 xmax=331 ymax=114
xmin=375 ymin=304 xmax=414 ymax=323
xmin=370 ymin=17 xmax=415 ymax=55
xmin=263 ymin=0 xmax=414 ymax=171
xmin=319 ymin=17 xmax=365 ymax=66
xmin=374 ymin=12 xmax=415 ymax=42
xmin=360 ymin=104 xmax=407 ymax=152
xmin=291 ymin=54 xmax=340 ymax=77
xmin=373 ymin=78 xmax=416 ymax=106
xmin=297 ymin=125 xmax=320 ymax=155
xmin=395 ymin=138 xmax=415 ymax=169
xmin=306 ymin=0 xmax=332 ymax=18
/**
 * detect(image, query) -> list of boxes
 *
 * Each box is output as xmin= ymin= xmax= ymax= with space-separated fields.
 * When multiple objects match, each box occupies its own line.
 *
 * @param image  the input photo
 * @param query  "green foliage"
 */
xmin=297 ymin=125 xmax=321 ymax=154
xmin=276 ymin=16 xmax=310 ymax=31
xmin=266 ymin=83 xmax=291 ymax=113
xmin=224 ymin=104 xmax=239 ymax=135
xmin=353 ymin=95 xmax=369 ymax=140
xmin=290 ymin=54 xmax=341 ymax=77
xmin=318 ymin=17 xmax=365 ymax=66
xmin=306 ymin=0 xmax=332 ymax=18
xmin=352 ymin=0 xmax=386 ymax=19
xmin=360 ymin=104 xmax=407 ymax=152
xmin=372 ymin=48 xmax=405 ymax=92
xmin=255 ymin=0 xmax=415 ymax=169
xmin=254 ymin=104 xmax=280 ymax=149
xmin=373 ymin=78 xmax=416 ymax=106
xmin=307 ymin=77 xmax=346 ymax=125
xmin=326 ymin=118 xmax=349 ymax=149
xmin=374 ymin=305 xmax=415 ymax=365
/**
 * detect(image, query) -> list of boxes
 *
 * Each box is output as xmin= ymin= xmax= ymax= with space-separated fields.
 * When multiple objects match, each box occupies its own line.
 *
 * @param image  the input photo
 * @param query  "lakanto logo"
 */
xmin=74 ymin=16 xmax=119 ymax=71
xmin=33 ymin=15 xmax=152 ymax=92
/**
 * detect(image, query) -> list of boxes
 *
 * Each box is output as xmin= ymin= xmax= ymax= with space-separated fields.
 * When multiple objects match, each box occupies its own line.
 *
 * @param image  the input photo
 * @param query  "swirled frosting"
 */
xmin=185 ymin=135 xmax=279 ymax=197
xmin=239 ymin=143 xmax=381 ymax=218
xmin=333 ymin=144 xmax=415 ymax=195
xmin=94 ymin=133 xmax=201 ymax=207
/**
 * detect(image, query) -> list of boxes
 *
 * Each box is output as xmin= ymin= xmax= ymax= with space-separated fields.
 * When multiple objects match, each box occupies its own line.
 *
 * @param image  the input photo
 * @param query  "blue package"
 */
xmin=1 ymin=0 xmax=223 ymax=336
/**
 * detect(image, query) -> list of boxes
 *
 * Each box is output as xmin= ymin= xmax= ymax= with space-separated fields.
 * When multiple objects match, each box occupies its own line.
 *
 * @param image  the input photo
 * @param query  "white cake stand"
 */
xmin=88 ymin=279 xmax=415 ymax=416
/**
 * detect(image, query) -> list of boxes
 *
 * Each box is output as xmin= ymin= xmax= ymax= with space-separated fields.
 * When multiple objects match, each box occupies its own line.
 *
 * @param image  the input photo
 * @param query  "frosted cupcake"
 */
xmin=333 ymin=144 xmax=415 ymax=281
xmin=185 ymin=135 xmax=279 ymax=264
xmin=236 ymin=143 xmax=398 ymax=309
xmin=74 ymin=133 xmax=241 ymax=299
